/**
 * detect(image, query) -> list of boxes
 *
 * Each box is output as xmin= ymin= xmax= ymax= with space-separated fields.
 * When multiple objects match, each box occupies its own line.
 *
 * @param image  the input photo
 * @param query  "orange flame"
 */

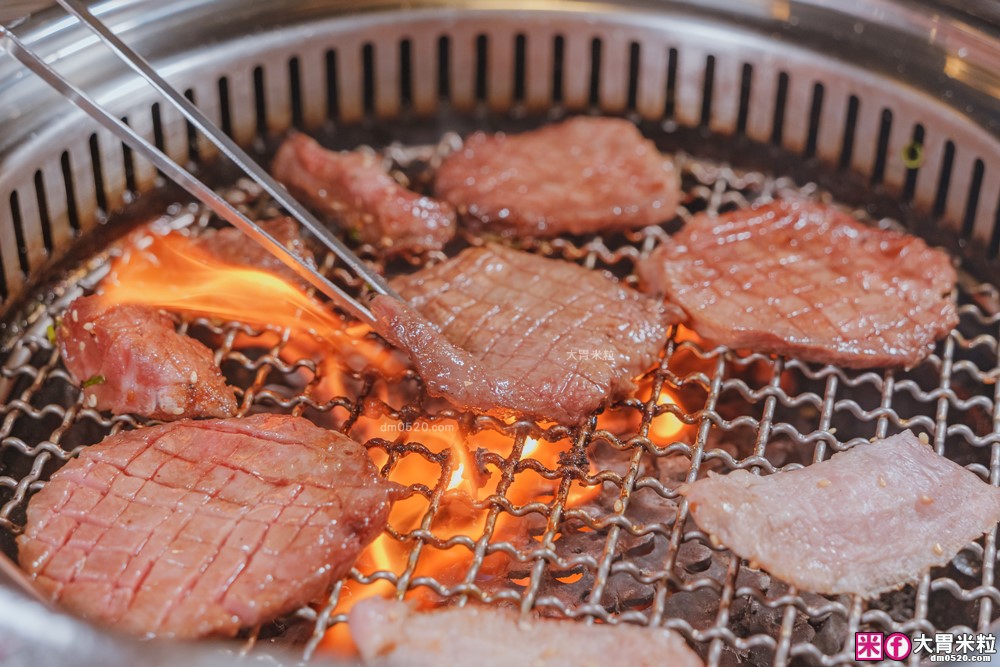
xmin=100 ymin=226 xmax=615 ymax=656
xmin=98 ymin=229 xmax=405 ymax=378
xmin=651 ymin=388 xmax=685 ymax=441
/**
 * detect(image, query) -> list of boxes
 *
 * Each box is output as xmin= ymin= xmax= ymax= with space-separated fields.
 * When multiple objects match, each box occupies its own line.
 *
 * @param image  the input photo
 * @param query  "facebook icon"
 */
xmin=885 ymin=633 xmax=912 ymax=661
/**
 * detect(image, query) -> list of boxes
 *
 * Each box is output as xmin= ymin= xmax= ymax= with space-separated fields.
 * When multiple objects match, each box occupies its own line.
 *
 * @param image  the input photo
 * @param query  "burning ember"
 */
xmin=93 ymin=224 xmax=694 ymax=655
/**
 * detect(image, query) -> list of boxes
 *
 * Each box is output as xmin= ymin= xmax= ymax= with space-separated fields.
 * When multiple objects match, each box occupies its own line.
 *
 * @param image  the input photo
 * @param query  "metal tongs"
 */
xmin=0 ymin=0 xmax=397 ymax=325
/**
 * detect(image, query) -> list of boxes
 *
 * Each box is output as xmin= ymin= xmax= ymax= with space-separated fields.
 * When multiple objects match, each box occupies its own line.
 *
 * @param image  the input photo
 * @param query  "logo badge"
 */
xmin=856 ymin=632 xmax=884 ymax=661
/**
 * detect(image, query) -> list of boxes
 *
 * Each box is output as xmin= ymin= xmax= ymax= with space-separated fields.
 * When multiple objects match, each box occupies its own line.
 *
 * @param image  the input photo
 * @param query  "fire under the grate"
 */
xmin=1 ymin=118 xmax=999 ymax=667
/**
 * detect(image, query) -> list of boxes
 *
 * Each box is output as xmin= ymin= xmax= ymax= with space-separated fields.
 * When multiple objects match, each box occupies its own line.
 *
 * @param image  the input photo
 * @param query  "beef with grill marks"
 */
xmin=434 ymin=116 xmax=680 ymax=238
xmin=58 ymin=295 xmax=237 ymax=420
xmin=17 ymin=414 xmax=397 ymax=638
xmin=349 ymin=598 xmax=704 ymax=667
xmin=683 ymin=431 xmax=1000 ymax=597
xmin=370 ymin=243 xmax=680 ymax=425
xmin=272 ymin=132 xmax=456 ymax=255
xmin=636 ymin=200 xmax=958 ymax=368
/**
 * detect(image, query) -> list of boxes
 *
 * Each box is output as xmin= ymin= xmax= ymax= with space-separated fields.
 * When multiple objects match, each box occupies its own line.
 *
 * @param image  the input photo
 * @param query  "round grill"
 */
xmin=2 ymin=1 xmax=1000 ymax=665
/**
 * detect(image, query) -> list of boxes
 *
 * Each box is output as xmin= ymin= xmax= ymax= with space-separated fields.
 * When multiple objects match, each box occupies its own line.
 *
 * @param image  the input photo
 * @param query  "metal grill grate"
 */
xmin=2 ymin=135 xmax=999 ymax=666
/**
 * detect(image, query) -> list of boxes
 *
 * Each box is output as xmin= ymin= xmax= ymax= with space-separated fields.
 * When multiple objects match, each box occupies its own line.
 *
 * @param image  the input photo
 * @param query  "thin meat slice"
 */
xmin=272 ymin=132 xmax=456 ymax=254
xmin=370 ymin=244 xmax=679 ymax=425
xmin=683 ymin=431 xmax=1000 ymax=597
xmin=17 ymin=414 xmax=397 ymax=638
xmin=435 ymin=116 xmax=680 ymax=237
xmin=637 ymin=200 xmax=958 ymax=368
xmin=349 ymin=598 xmax=703 ymax=667
xmin=190 ymin=217 xmax=315 ymax=282
xmin=58 ymin=295 xmax=236 ymax=420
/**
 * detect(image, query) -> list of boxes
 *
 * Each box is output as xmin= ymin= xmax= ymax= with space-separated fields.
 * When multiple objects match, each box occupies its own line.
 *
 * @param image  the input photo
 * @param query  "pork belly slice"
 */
xmin=434 ymin=116 xmax=680 ymax=238
xmin=17 ymin=414 xmax=397 ymax=638
xmin=190 ymin=216 xmax=316 ymax=282
xmin=349 ymin=598 xmax=703 ymax=667
xmin=58 ymin=295 xmax=236 ymax=420
xmin=683 ymin=431 xmax=1000 ymax=597
xmin=272 ymin=132 xmax=456 ymax=254
xmin=637 ymin=200 xmax=958 ymax=368
xmin=370 ymin=244 xmax=679 ymax=425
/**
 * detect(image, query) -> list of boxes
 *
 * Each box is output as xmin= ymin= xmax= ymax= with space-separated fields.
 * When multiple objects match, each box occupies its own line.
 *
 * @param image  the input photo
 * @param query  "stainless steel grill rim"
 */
xmin=1 ymin=1 xmax=1000 ymax=665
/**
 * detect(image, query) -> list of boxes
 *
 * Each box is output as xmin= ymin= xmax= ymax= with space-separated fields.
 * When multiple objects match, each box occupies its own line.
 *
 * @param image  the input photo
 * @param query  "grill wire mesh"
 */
xmin=1 ymin=130 xmax=999 ymax=667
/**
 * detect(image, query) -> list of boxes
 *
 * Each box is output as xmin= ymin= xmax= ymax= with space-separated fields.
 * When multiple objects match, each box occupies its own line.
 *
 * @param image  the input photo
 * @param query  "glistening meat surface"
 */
xmin=636 ymin=200 xmax=958 ymax=368
xmin=58 ymin=295 xmax=236 ymax=420
xmin=272 ymin=132 xmax=456 ymax=254
xmin=683 ymin=431 xmax=1000 ymax=597
xmin=435 ymin=116 xmax=680 ymax=237
xmin=17 ymin=414 xmax=396 ymax=638
xmin=370 ymin=244 xmax=679 ymax=425
xmin=349 ymin=598 xmax=704 ymax=667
